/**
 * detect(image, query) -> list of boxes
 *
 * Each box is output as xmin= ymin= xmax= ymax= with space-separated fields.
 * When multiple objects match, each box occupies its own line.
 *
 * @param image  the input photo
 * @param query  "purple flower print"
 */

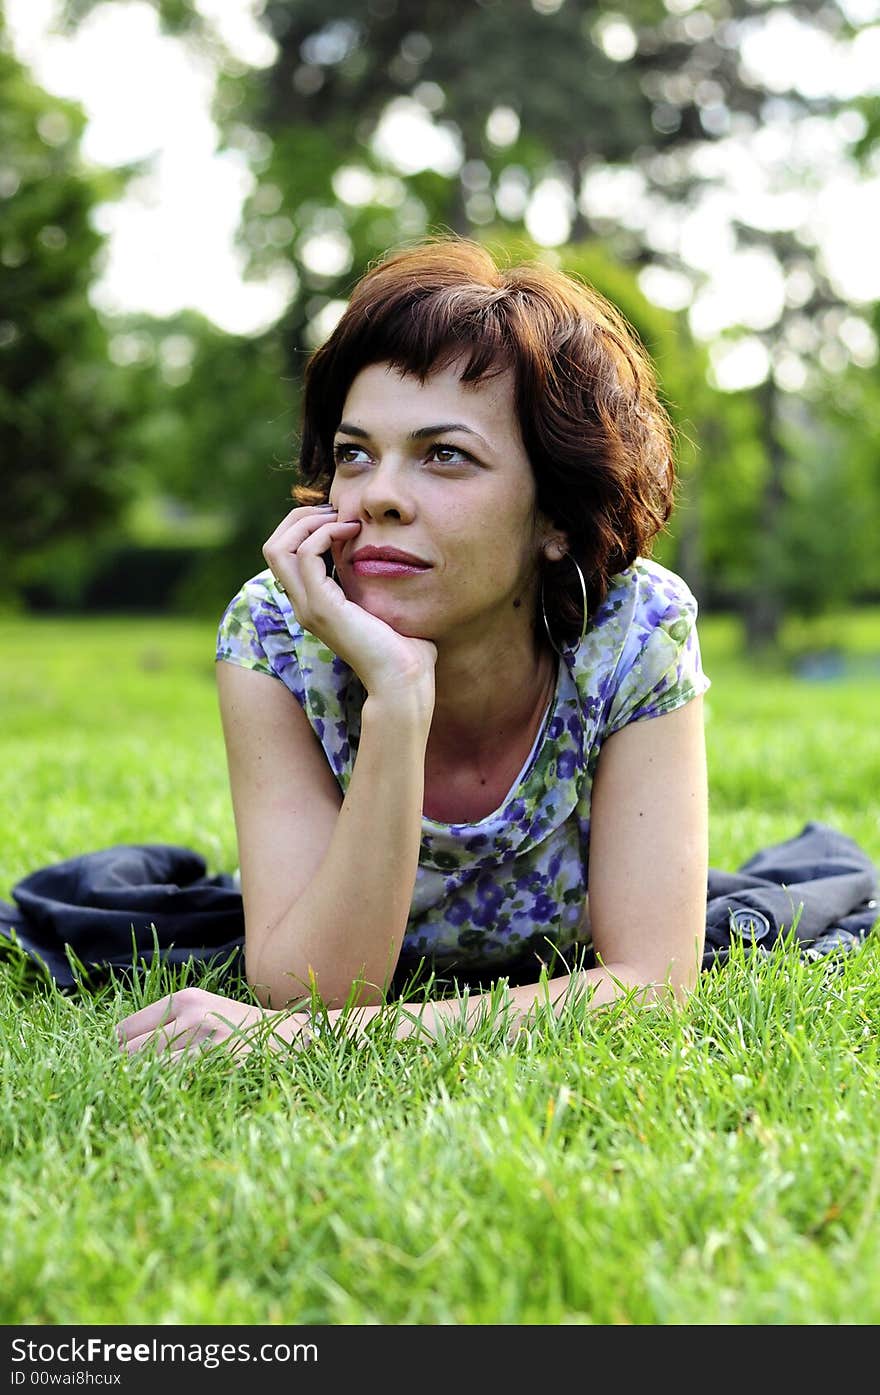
xmin=447 ymin=898 xmax=472 ymax=926
xmin=532 ymin=893 xmax=557 ymax=921
xmin=556 ymin=749 xmax=577 ymax=779
xmin=465 ymin=835 xmax=489 ymax=852
xmin=253 ymin=607 xmax=282 ymax=645
xmin=475 ymin=875 xmax=504 ymax=907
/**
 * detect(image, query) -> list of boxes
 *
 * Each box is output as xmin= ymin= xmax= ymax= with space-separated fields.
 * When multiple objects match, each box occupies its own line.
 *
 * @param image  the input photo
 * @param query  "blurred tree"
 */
xmin=539 ymin=234 xmax=720 ymax=601
xmin=0 ymin=16 xmax=138 ymax=603
xmin=625 ymin=27 xmax=877 ymax=647
xmin=773 ymin=405 xmax=880 ymax=616
xmin=58 ymin=0 xmax=878 ymax=640
xmin=107 ymin=309 xmax=298 ymax=611
xmin=559 ymin=236 xmax=767 ymax=611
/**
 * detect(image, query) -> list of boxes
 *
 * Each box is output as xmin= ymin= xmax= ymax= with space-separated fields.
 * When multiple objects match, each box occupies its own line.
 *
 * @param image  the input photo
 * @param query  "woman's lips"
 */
xmin=349 ymin=545 xmax=432 ymax=577
xmin=351 ymin=559 xmax=430 ymax=577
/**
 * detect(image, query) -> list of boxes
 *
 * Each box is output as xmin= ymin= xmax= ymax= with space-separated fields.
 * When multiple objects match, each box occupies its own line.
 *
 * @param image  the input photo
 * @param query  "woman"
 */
xmin=117 ymin=235 xmax=710 ymax=1059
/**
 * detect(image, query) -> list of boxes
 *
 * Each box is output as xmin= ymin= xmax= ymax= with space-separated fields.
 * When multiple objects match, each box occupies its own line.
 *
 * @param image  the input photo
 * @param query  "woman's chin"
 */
xmin=346 ymin=590 xmax=427 ymax=637
xmin=378 ymin=613 xmax=434 ymax=641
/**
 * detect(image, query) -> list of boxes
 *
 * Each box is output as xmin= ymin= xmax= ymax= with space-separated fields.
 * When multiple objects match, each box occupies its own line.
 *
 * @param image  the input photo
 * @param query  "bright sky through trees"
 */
xmin=7 ymin=0 xmax=880 ymax=388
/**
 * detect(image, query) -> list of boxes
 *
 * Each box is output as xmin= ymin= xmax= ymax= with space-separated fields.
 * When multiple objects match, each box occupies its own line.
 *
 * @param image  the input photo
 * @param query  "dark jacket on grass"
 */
xmin=0 ymin=822 xmax=877 ymax=992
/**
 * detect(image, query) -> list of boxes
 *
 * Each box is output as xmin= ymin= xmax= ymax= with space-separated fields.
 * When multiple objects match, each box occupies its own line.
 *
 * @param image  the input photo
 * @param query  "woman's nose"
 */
xmin=356 ymin=461 xmax=415 ymax=522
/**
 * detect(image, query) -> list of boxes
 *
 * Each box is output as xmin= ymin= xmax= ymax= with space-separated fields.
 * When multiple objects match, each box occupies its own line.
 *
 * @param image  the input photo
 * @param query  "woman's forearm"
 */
xmin=249 ymin=689 xmax=433 ymax=1009
xmin=265 ymin=961 xmax=679 ymax=1051
xmin=378 ymin=961 xmax=671 ymax=1039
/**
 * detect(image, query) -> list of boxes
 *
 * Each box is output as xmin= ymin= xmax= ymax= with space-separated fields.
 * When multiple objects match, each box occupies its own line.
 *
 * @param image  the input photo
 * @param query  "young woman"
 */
xmin=117 ymin=236 xmax=710 ymax=1059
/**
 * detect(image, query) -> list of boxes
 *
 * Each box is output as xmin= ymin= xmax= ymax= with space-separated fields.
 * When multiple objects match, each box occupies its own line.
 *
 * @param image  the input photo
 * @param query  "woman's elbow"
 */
xmin=616 ymin=946 xmax=701 ymax=1007
xmin=649 ymin=946 xmax=702 ymax=1005
xmin=246 ymin=958 xmax=386 ymax=1012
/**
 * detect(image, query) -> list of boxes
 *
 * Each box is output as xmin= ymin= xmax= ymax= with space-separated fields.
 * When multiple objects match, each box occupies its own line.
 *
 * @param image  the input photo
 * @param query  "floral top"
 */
xmin=215 ymin=558 xmax=710 ymax=988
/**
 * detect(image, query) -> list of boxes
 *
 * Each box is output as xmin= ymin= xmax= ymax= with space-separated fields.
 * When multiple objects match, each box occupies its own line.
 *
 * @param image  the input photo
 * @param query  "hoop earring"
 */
xmin=541 ymin=554 xmax=588 ymax=656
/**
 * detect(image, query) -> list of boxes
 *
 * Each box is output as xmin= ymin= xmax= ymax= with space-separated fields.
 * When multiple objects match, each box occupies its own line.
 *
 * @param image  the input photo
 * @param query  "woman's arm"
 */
xmin=218 ymin=662 xmax=433 ymax=1009
xmin=218 ymin=504 xmax=439 ymax=1010
xmin=585 ymin=694 xmax=708 ymax=998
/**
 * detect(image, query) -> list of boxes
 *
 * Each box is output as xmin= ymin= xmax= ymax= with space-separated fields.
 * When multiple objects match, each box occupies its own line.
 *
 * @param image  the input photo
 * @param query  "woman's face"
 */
xmin=328 ymin=359 xmax=550 ymax=645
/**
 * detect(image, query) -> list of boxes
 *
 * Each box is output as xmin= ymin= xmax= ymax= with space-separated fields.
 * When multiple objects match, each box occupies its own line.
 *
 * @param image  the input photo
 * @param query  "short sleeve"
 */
xmin=603 ymin=565 xmax=710 ymax=738
xmin=215 ymin=586 xmax=274 ymax=677
xmin=215 ymin=571 xmax=306 ymax=702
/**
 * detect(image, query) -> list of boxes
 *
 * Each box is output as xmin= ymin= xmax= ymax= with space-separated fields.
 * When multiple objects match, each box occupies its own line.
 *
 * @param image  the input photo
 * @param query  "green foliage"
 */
xmin=107 ymin=311 xmax=299 ymax=612
xmin=478 ymin=231 xmax=770 ymax=600
xmin=26 ymin=0 xmax=880 ymax=626
xmin=802 ymin=334 xmax=880 ymax=608
xmin=0 ymin=36 xmax=139 ymax=594
xmin=14 ymin=306 xmax=298 ymax=614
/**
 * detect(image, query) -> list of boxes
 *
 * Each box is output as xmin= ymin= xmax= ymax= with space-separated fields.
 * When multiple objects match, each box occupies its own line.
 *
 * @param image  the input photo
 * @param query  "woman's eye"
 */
xmin=428 ymin=443 xmax=473 ymax=464
xmin=332 ymin=444 xmax=367 ymax=464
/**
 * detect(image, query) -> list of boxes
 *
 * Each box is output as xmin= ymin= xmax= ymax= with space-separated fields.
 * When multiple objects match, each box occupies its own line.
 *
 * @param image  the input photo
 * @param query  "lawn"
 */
xmin=1 ymin=608 xmax=879 ymax=1325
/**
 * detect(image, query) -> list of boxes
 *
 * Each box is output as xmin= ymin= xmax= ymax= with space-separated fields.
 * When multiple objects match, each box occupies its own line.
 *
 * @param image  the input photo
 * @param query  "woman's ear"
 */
xmin=541 ymin=532 xmax=570 ymax=563
xmin=536 ymin=511 xmax=569 ymax=562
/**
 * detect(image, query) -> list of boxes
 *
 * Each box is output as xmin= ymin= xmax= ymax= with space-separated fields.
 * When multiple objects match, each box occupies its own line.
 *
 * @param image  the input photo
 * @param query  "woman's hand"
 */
xmin=115 ymin=987 xmax=306 ymax=1062
xmin=262 ymin=504 xmax=438 ymax=701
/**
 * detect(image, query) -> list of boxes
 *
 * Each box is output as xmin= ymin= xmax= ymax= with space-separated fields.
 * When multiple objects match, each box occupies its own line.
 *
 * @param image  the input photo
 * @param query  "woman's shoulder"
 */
xmin=218 ymin=566 xmax=299 ymax=633
xmin=602 ymin=556 xmax=700 ymax=623
xmin=214 ymin=566 xmax=304 ymax=691
xmin=576 ymin=555 xmax=700 ymax=658
xmin=216 ymin=570 xmax=359 ymax=779
xmin=580 ymin=556 xmax=709 ymax=733
xmin=562 ymin=556 xmax=708 ymax=734
xmin=216 ymin=568 xmax=346 ymax=698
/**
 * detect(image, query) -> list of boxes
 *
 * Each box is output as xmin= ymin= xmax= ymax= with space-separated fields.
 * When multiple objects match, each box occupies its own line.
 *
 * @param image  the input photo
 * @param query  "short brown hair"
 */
xmin=295 ymin=236 xmax=675 ymax=645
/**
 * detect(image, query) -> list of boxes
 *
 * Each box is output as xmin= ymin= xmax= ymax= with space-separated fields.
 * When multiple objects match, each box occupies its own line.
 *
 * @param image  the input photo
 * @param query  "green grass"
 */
xmin=2 ymin=609 xmax=880 ymax=1325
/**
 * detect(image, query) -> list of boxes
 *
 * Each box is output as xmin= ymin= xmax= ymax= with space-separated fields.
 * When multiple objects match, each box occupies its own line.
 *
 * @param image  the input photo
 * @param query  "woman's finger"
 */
xmin=116 ymin=995 xmax=177 ymax=1044
xmin=263 ymin=502 xmax=335 ymax=544
xmin=165 ymin=1039 xmax=251 ymax=1066
xmin=264 ymin=514 xmax=348 ymax=593
xmin=136 ymin=1021 xmax=253 ymax=1063
xmin=270 ymin=519 xmax=361 ymax=609
xmin=122 ymin=1022 xmax=193 ymax=1055
xmin=266 ymin=515 xmax=357 ymax=570
xmin=289 ymin=518 xmax=360 ymax=576
xmin=262 ymin=506 xmax=338 ymax=564
xmin=263 ymin=508 xmax=339 ymax=588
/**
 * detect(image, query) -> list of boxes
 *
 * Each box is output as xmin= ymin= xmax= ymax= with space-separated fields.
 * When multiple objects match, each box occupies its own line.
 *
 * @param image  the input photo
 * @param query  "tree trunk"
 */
xmin=675 ymin=496 xmax=704 ymax=605
xmin=743 ymin=378 xmax=786 ymax=656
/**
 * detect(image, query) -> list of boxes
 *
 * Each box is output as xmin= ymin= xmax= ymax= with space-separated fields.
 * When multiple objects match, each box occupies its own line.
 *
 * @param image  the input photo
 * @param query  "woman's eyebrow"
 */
xmin=335 ymin=420 xmax=490 ymax=446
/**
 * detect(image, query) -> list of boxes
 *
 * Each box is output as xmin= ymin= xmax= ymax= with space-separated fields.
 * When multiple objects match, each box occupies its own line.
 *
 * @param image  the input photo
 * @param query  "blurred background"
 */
xmin=3 ymin=0 xmax=880 ymax=658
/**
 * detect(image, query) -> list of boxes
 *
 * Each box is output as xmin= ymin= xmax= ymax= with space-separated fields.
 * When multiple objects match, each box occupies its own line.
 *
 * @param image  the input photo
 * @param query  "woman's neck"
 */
xmin=427 ymin=623 xmax=558 ymax=768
